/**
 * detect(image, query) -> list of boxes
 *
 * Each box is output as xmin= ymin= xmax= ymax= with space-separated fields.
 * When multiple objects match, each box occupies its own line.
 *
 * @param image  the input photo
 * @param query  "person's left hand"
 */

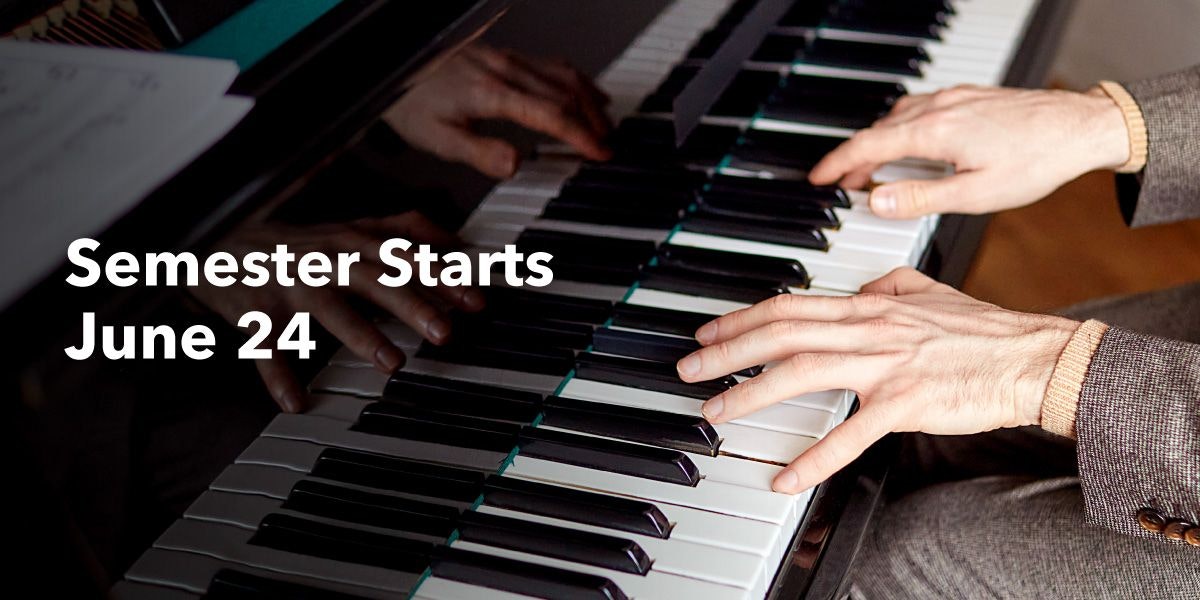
xmin=674 ymin=268 xmax=1078 ymax=494
xmin=384 ymin=43 xmax=613 ymax=179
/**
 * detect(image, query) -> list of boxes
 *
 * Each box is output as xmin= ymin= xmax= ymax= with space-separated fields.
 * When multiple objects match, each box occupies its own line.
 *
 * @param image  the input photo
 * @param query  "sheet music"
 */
xmin=0 ymin=41 xmax=253 ymax=309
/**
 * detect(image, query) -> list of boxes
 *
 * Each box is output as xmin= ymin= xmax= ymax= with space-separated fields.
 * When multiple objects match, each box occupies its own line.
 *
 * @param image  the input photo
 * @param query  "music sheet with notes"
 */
xmin=0 ymin=40 xmax=253 ymax=308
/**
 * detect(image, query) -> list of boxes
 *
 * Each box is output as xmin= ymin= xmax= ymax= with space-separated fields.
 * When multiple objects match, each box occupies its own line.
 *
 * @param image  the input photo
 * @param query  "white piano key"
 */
xmin=668 ymin=230 xmax=907 ymax=275
xmin=413 ymin=577 xmax=537 ymax=600
xmin=313 ymin=360 xmax=563 ymax=397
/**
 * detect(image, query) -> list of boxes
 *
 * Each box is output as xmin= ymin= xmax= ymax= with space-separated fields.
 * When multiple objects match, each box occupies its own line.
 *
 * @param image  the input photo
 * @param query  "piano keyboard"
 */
xmin=116 ymin=1 xmax=1046 ymax=598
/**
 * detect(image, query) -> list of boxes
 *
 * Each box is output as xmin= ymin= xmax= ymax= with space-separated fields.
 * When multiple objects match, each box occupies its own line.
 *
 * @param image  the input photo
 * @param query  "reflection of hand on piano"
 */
xmin=384 ymin=43 xmax=613 ymax=179
xmin=808 ymin=85 xmax=1131 ymax=220
xmin=192 ymin=212 xmax=486 ymax=412
xmin=675 ymin=267 xmax=1079 ymax=495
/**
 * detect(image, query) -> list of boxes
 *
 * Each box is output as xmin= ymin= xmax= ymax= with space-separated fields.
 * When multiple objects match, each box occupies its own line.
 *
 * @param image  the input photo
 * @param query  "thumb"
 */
xmin=868 ymin=173 xmax=982 ymax=219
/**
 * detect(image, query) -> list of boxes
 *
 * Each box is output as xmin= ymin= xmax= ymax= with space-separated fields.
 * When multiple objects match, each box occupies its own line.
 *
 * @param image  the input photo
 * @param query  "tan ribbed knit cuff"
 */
xmin=1042 ymin=319 xmax=1110 ymax=438
xmin=1097 ymin=81 xmax=1148 ymax=174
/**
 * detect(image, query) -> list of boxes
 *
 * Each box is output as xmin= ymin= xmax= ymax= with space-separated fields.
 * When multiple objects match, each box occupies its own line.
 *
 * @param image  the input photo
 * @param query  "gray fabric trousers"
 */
xmin=847 ymin=283 xmax=1200 ymax=600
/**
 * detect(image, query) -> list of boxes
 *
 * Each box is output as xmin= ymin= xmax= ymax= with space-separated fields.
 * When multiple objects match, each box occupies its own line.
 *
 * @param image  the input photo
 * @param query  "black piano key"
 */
xmin=457 ymin=511 xmax=652 ymax=575
xmin=541 ymin=395 xmax=721 ymax=457
xmin=455 ymin=312 xmax=594 ymax=351
xmin=761 ymin=94 xmax=894 ymax=130
xmin=486 ymin=288 xmax=612 ymax=325
xmin=575 ymin=352 xmax=735 ymax=400
xmin=640 ymin=264 xmax=787 ymax=305
xmin=383 ymin=372 xmax=545 ymax=424
xmin=309 ymin=448 xmax=485 ymax=504
xmin=416 ymin=339 xmax=576 ymax=377
xmin=708 ymin=70 xmax=783 ymax=117
xmin=572 ymin=161 xmax=707 ymax=192
xmin=733 ymin=129 xmax=845 ymax=171
xmin=776 ymin=74 xmax=907 ymax=103
xmin=482 ymin=476 xmax=672 ymax=539
xmin=204 ymin=568 xmax=369 ymax=600
xmin=681 ymin=213 xmax=830 ymax=250
xmin=708 ymin=173 xmax=851 ymax=209
xmin=542 ymin=201 xmax=684 ymax=229
xmin=249 ymin=514 xmax=433 ymax=573
xmin=611 ymin=118 xmax=740 ymax=166
xmin=352 ymin=403 xmax=521 ymax=454
xmin=283 ymin=480 xmax=459 ymax=540
xmin=309 ymin=447 xmax=674 ymax=540
xmin=591 ymin=328 xmax=701 ymax=363
xmin=555 ymin=184 xmax=696 ymax=209
xmin=798 ymin=38 xmax=928 ymax=76
xmin=657 ymin=244 xmax=810 ymax=287
xmin=697 ymin=191 xmax=841 ymax=228
xmin=432 ymin=547 xmax=627 ymax=600
xmin=518 ymin=427 xmax=701 ymax=487
xmin=611 ymin=303 xmax=714 ymax=338
xmin=824 ymin=8 xmax=944 ymax=40
xmin=517 ymin=229 xmax=658 ymax=263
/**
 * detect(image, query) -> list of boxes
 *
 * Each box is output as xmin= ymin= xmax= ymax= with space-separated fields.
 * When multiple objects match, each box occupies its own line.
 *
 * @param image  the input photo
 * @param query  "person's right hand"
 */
xmin=808 ymin=85 xmax=1132 ymax=219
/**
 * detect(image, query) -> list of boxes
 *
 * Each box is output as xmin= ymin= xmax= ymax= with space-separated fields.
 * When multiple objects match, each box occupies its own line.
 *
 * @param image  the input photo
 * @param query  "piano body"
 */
xmin=1 ymin=1 xmax=1074 ymax=598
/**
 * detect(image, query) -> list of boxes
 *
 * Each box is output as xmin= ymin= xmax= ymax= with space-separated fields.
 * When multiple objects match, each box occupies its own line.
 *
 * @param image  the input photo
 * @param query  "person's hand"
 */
xmin=809 ymin=85 xmax=1131 ymax=219
xmin=384 ymin=43 xmax=612 ymax=179
xmin=674 ymin=267 xmax=1078 ymax=494
xmin=193 ymin=212 xmax=485 ymax=413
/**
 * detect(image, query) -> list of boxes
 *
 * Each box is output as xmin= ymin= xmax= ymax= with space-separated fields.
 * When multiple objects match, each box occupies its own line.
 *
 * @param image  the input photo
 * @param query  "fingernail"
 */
xmin=871 ymin=189 xmax=897 ymax=215
xmin=427 ymin=319 xmax=452 ymax=343
xmin=677 ymin=354 xmax=701 ymax=378
xmin=462 ymin=289 xmax=486 ymax=311
xmin=774 ymin=470 xmax=800 ymax=494
xmin=375 ymin=345 xmax=405 ymax=372
xmin=695 ymin=322 xmax=717 ymax=345
xmin=702 ymin=396 xmax=724 ymax=421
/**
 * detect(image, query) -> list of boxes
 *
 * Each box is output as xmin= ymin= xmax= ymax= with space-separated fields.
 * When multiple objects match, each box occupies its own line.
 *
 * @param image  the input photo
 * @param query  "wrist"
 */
xmin=1014 ymin=315 xmax=1079 ymax=427
xmin=1081 ymin=86 xmax=1136 ymax=172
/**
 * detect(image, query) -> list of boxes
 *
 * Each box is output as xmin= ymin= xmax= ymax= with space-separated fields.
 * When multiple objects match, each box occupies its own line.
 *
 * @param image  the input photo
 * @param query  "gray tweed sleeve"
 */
xmin=1075 ymin=326 xmax=1200 ymax=540
xmin=1116 ymin=65 xmax=1200 ymax=227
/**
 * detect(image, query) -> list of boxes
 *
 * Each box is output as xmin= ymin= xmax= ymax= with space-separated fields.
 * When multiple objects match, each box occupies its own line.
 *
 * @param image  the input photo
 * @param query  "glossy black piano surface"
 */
xmin=1 ymin=0 xmax=1075 ymax=598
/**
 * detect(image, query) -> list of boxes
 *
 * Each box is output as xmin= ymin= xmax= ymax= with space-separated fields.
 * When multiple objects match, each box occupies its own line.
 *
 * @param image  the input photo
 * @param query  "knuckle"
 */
xmin=851 ymin=292 xmax=889 ymax=311
xmin=766 ymin=294 xmax=801 ymax=318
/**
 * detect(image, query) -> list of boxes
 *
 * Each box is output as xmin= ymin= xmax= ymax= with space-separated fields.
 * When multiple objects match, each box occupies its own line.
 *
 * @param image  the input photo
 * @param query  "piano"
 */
xmin=2 ymin=1 xmax=1074 ymax=598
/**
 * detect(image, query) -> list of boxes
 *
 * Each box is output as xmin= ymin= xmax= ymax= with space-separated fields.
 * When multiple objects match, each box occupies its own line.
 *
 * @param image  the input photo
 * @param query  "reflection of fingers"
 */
xmin=427 ymin=122 xmax=520 ymax=179
xmin=346 ymin=262 xmax=453 ymax=345
xmin=773 ymin=403 xmax=895 ymax=493
xmin=481 ymin=83 xmax=611 ymax=161
xmin=362 ymin=212 xmax=462 ymax=250
xmin=304 ymin=289 xmax=406 ymax=372
xmin=678 ymin=320 xmax=872 ymax=382
xmin=255 ymin=356 xmax=305 ymax=413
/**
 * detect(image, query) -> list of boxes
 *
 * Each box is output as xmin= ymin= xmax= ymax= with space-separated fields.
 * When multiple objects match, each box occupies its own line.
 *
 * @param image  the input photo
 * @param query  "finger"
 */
xmin=867 ymin=171 xmax=989 ymax=219
xmin=301 ymin=289 xmax=408 ymax=372
xmin=346 ymin=262 xmax=455 ymax=345
xmin=772 ymin=402 xmax=897 ymax=493
xmin=677 ymin=320 xmax=872 ymax=382
xmin=807 ymin=123 xmax=933 ymax=186
xmin=480 ymin=82 xmax=611 ymax=161
xmin=255 ymin=355 xmax=306 ymax=413
xmin=701 ymin=352 xmax=887 ymax=424
xmin=839 ymin=166 xmax=879 ymax=190
xmin=693 ymin=294 xmax=862 ymax=346
xmin=859 ymin=267 xmax=942 ymax=296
